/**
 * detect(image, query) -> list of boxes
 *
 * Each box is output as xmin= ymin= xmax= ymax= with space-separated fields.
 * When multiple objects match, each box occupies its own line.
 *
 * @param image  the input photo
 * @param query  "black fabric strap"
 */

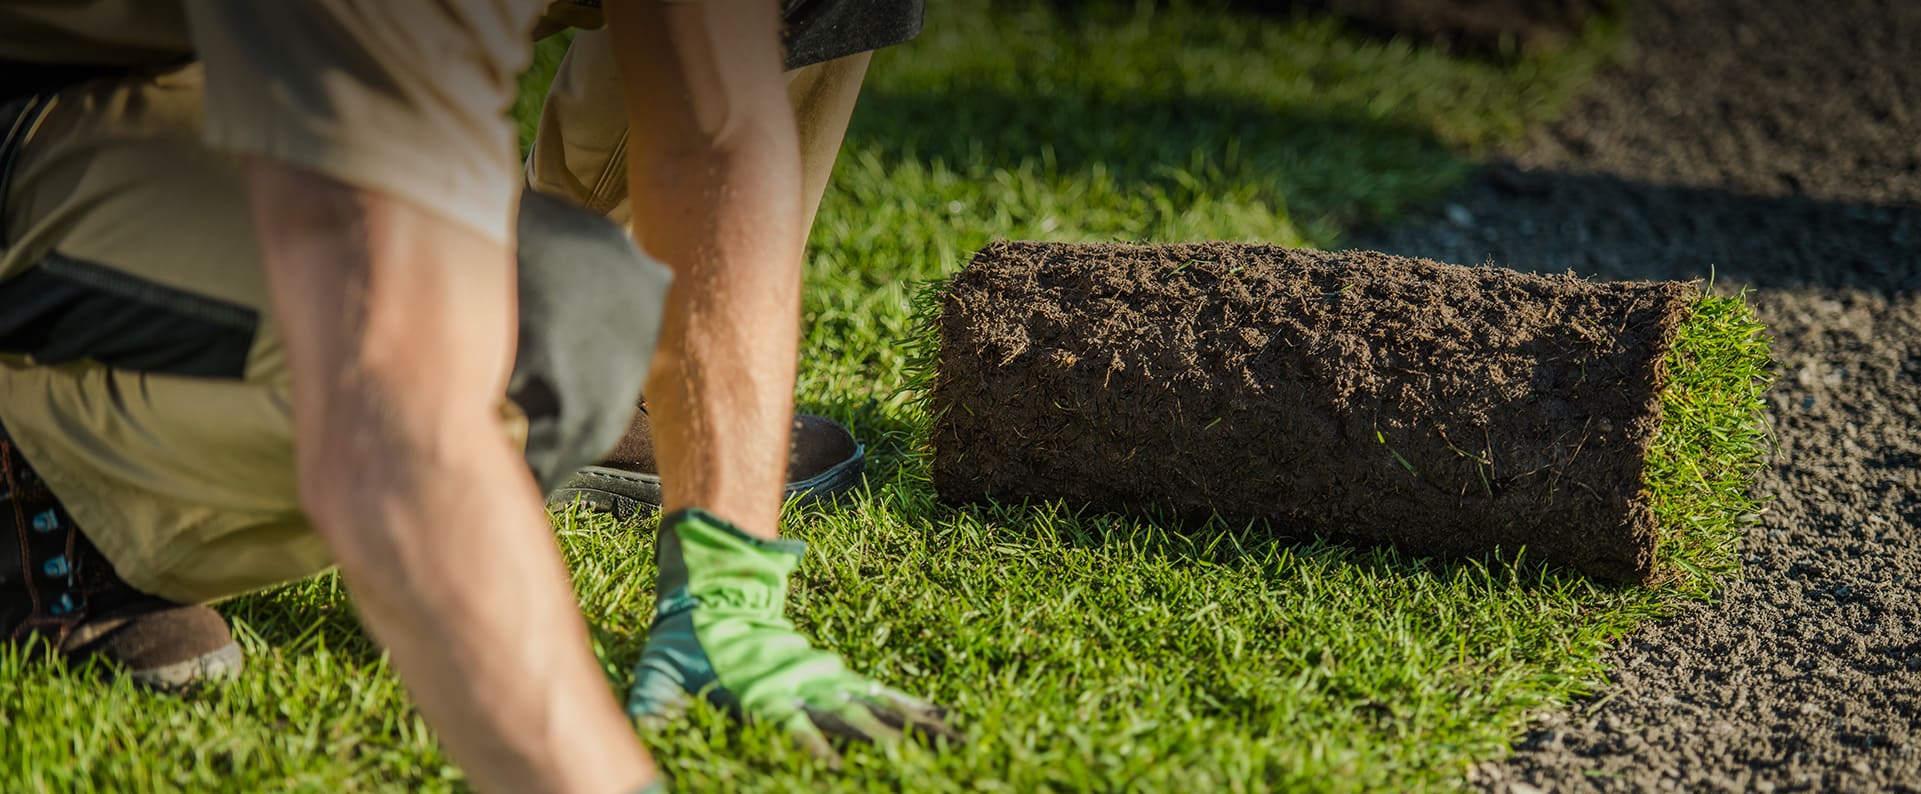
xmin=0 ymin=253 xmax=260 ymax=380
xmin=0 ymin=60 xmax=127 ymax=106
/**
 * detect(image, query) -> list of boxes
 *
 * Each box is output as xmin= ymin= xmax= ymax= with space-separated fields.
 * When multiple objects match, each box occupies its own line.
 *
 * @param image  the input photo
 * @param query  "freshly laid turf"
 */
xmin=0 ymin=3 xmax=1782 ymax=793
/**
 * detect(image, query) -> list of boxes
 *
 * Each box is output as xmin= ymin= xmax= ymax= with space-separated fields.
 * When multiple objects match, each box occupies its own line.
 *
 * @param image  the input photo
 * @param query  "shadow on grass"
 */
xmin=795 ymin=394 xmax=926 ymax=487
xmin=217 ymin=521 xmax=661 ymax=670
xmin=937 ymin=487 xmax=1605 ymax=600
xmin=223 ymin=584 xmax=656 ymax=678
xmin=218 ymin=578 xmax=381 ymax=666
xmin=844 ymin=83 xmax=1474 ymax=240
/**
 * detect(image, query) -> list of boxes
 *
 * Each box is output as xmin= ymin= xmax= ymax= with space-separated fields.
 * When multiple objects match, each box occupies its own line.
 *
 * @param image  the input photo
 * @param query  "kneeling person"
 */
xmin=0 ymin=1 xmax=950 ymax=790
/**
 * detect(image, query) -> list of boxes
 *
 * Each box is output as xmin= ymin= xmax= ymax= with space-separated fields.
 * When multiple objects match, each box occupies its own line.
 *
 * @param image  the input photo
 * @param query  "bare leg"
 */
xmin=527 ymin=33 xmax=879 ymax=516
xmin=527 ymin=31 xmax=873 ymax=236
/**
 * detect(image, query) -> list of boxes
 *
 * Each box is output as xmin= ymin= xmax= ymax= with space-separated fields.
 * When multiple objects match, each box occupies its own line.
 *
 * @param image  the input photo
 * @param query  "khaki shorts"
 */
xmin=0 ymin=30 xmax=872 ymax=604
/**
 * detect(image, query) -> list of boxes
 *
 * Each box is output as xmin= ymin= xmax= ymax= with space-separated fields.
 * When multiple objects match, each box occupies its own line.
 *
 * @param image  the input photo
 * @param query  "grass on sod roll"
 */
xmin=2 ymin=3 xmax=1774 ymax=792
xmin=1644 ymin=291 xmax=1775 ymax=594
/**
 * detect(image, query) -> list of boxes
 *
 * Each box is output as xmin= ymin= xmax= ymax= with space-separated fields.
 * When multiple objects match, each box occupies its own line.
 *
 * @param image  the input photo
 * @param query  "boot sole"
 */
xmin=126 ymin=640 xmax=244 ymax=692
xmin=546 ymin=444 xmax=866 ymax=520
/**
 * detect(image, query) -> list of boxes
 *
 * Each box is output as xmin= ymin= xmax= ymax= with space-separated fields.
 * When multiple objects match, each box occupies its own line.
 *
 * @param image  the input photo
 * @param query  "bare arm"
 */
xmin=607 ymin=0 xmax=803 ymax=539
xmin=245 ymin=163 xmax=655 ymax=794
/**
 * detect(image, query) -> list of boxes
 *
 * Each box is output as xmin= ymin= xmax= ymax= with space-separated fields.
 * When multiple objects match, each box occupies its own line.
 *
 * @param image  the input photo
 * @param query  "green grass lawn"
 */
xmin=2 ymin=3 xmax=1771 ymax=792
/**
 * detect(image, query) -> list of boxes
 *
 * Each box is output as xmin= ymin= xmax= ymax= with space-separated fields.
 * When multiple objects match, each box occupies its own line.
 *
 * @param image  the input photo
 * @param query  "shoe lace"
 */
xmin=1 ymin=435 xmax=85 ymax=643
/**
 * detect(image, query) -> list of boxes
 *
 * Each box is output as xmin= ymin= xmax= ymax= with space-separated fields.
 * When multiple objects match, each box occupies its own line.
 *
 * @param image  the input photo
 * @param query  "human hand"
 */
xmin=628 ymin=509 xmax=961 ymax=762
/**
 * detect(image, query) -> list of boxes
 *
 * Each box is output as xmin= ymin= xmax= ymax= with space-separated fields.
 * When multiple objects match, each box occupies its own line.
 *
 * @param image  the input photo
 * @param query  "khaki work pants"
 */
xmin=0 ymin=30 xmax=870 ymax=604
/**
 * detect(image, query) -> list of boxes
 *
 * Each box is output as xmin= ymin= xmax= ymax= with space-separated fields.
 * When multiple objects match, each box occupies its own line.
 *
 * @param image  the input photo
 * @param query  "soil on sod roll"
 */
xmin=931 ymin=241 xmax=1700 ymax=583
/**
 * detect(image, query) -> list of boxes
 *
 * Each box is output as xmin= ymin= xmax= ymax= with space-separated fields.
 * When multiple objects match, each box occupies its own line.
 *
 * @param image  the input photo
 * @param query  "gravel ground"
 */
xmin=1351 ymin=0 xmax=1921 ymax=790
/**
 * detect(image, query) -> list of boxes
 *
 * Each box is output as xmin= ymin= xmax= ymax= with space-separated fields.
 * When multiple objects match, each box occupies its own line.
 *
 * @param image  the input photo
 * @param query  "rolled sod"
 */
xmin=927 ymin=242 xmax=1771 ymax=585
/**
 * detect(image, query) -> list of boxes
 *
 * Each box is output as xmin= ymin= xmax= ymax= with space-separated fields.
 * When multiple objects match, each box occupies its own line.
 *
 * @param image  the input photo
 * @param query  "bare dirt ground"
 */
xmin=1351 ymin=0 xmax=1921 ymax=790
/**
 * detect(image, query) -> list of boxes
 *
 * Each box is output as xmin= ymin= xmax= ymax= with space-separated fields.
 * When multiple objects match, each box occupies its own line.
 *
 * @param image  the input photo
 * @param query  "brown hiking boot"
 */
xmin=1 ymin=425 xmax=242 ymax=690
xmin=547 ymin=402 xmax=866 ymax=520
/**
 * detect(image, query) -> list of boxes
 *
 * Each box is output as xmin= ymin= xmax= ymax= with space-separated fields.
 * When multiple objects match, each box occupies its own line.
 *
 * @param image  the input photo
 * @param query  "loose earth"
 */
xmin=1352 ymin=0 xmax=1921 ymax=789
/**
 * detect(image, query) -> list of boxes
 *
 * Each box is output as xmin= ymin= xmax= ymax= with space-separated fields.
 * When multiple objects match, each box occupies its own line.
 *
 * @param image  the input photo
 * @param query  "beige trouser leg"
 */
xmin=526 ymin=27 xmax=873 ymax=233
xmin=0 ymin=66 xmax=317 ymax=604
xmin=0 ymin=60 xmax=672 ymax=606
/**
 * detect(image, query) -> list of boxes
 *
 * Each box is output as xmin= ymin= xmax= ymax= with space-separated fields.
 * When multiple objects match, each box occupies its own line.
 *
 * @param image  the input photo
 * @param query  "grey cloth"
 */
xmin=511 ymin=189 xmax=671 ymax=492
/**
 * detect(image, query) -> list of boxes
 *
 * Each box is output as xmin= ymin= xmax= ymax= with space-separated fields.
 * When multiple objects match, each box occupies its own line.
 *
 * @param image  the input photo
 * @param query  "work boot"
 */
xmin=548 ymin=402 xmax=866 ymax=520
xmin=1 ymin=425 xmax=242 ymax=690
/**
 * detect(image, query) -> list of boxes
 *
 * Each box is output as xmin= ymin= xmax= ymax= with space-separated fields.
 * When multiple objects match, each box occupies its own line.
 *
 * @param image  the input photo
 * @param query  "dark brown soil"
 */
xmin=931 ymin=242 xmax=1695 ymax=583
xmin=1234 ymin=0 xmax=1607 ymax=57
xmin=1351 ymin=0 xmax=1921 ymax=789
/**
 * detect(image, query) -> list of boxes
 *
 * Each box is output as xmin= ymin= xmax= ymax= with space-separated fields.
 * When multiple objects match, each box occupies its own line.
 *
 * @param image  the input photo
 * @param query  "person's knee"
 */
xmin=510 ymin=189 xmax=672 ymax=491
